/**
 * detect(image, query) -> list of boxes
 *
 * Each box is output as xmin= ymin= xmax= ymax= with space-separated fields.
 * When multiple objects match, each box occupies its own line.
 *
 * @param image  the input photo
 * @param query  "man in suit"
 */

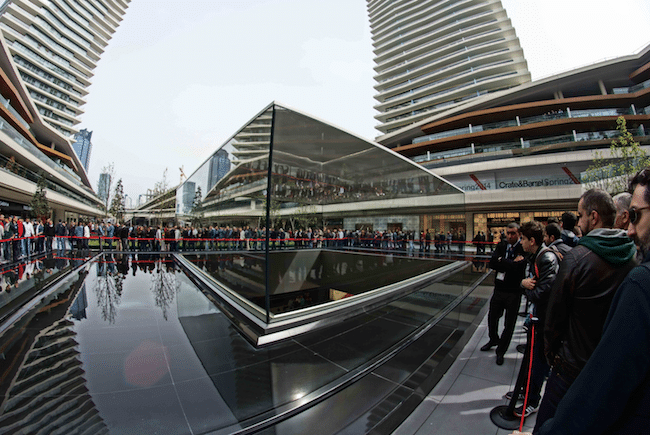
xmin=481 ymin=222 xmax=527 ymax=365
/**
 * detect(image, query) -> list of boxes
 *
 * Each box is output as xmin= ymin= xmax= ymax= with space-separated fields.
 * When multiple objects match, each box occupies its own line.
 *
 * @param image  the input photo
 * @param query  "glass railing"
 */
xmin=380 ymin=41 xmax=508 ymax=102
xmin=375 ymin=6 xmax=492 ymax=58
xmin=476 ymin=118 xmax=518 ymax=132
xmin=10 ymin=41 xmax=76 ymax=81
xmin=409 ymin=105 xmax=641 ymax=144
xmin=44 ymin=3 xmax=94 ymax=41
xmin=35 ymin=15 xmax=91 ymax=49
xmin=13 ymin=55 xmax=81 ymax=96
xmin=413 ymin=127 xmax=471 ymax=143
xmin=519 ymin=110 xmax=570 ymax=125
xmin=523 ymin=134 xmax=573 ymax=148
xmin=0 ymin=153 xmax=98 ymax=208
xmin=0 ymin=94 xmax=30 ymax=130
xmin=571 ymin=108 xmax=633 ymax=118
xmin=378 ymin=26 xmax=501 ymax=86
xmin=0 ymin=118 xmax=84 ymax=186
xmin=575 ymin=129 xmax=620 ymax=142
xmin=613 ymin=77 xmax=650 ymax=94
xmin=413 ymin=127 xmax=650 ymax=166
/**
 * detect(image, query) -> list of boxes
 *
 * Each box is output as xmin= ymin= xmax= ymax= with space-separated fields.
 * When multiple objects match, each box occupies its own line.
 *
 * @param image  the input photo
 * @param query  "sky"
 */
xmin=80 ymin=0 xmax=650 ymax=202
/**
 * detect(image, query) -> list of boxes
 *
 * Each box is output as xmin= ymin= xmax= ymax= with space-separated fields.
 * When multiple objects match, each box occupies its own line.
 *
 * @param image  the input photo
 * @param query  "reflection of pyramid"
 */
xmin=0 ymin=273 xmax=108 ymax=434
xmin=177 ymin=102 xmax=464 ymax=219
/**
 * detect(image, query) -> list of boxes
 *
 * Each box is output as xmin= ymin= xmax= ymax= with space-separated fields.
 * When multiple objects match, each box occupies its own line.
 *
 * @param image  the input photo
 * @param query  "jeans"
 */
xmin=534 ymin=365 xmax=576 ymax=432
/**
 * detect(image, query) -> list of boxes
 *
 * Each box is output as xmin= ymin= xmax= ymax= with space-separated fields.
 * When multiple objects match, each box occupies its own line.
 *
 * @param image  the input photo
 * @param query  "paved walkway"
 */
xmin=394 ymin=305 xmax=538 ymax=435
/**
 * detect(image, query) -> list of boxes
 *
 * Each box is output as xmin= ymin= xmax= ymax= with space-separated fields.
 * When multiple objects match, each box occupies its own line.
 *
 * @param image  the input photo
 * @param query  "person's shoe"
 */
xmin=514 ymin=404 xmax=539 ymax=418
xmin=496 ymin=354 xmax=504 ymax=365
xmin=504 ymin=391 xmax=525 ymax=401
xmin=516 ymin=344 xmax=526 ymax=354
xmin=480 ymin=341 xmax=497 ymax=352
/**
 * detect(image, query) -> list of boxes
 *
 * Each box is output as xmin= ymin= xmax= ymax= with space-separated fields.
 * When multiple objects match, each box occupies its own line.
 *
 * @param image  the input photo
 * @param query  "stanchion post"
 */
xmin=489 ymin=315 xmax=536 ymax=430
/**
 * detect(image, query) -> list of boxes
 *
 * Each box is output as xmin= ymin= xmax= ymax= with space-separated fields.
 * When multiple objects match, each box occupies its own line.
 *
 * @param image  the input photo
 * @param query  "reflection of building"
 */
xmin=70 ymin=284 xmax=88 ymax=320
xmin=369 ymin=0 xmax=530 ymax=138
xmin=97 ymin=172 xmax=111 ymax=204
xmin=180 ymin=181 xmax=196 ymax=215
xmin=178 ymin=102 xmax=464 ymax=231
xmin=0 ymin=1 xmax=131 ymax=221
xmin=0 ymin=272 xmax=107 ymax=433
xmin=72 ymin=129 xmax=93 ymax=172
xmin=208 ymin=149 xmax=231 ymax=190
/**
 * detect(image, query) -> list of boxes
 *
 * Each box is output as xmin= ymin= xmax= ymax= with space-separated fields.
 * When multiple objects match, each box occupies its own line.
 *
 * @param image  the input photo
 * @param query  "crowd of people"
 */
xmin=0 ymin=216 xmax=55 ymax=263
xmin=481 ymin=173 xmax=650 ymax=435
xmin=1 ymin=219 xmax=489 ymax=262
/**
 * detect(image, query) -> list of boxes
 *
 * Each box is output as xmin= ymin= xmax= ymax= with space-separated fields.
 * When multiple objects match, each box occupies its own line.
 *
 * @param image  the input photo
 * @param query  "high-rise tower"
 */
xmin=0 ymin=1 xmax=130 ymax=221
xmin=368 ymin=0 xmax=530 ymax=141
xmin=0 ymin=0 xmax=130 ymax=137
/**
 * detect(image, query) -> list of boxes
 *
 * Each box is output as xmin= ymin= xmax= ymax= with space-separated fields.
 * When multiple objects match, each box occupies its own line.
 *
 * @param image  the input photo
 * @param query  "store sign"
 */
xmin=449 ymin=174 xmax=576 ymax=191
xmin=0 ymin=201 xmax=9 ymax=207
xmin=497 ymin=177 xmax=575 ymax=189
xmin=449 ymin=174 xmax=495 ymax=192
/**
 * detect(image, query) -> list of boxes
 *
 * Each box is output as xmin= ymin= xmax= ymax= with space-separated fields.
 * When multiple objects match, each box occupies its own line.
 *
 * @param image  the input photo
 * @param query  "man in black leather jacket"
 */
xmin=534 ymin=189 xmax=637 ymax=430
xmin=514 ymin=220 xmax=561 ymax=417
xmin=481 ymin=222 xmax=527 ymax=365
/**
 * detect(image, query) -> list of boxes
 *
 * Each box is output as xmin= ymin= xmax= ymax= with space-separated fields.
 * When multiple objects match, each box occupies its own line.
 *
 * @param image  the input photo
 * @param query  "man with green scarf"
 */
xmin=533 ymin=188 xmax=637 ymax=431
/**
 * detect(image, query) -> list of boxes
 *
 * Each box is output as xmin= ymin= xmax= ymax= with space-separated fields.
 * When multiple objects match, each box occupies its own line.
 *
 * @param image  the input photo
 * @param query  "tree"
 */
xmin=152 ymin=167 xmax=170 ymax=197
xmin=190 ymin=186 xmax=204 ymax=227
xmin=584 ymin=116 xmax=649 ymax=195
xmin=289 ymin=204 xmax=319 ymax=233
xmin=30 ymin=171 xmax=51 ymax=220
xmin=109 ymin=178 xmax=126 ymax=222
xmin=259 ymin=195 xmax=281 ymax=229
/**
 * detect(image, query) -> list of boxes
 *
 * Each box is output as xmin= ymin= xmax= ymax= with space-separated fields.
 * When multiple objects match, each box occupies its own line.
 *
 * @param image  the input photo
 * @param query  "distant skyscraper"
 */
xmin=368 ymin=0 xmax=530 ymax=140
xmin=72 ymin=128 xmax=93 ymax=172
xmin=97 ymin=172 xmax=111 ymax=205
xmin=208 ymin=149 xmax=231 ymax=190
xmin=0 ymin=0 xmax=131 ymax=138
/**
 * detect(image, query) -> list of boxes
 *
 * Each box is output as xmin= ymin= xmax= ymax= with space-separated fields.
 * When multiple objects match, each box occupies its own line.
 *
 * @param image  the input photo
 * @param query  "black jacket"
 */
xmin=544 ymin=238 xmax=636 ymax=374
xmin=525 ymin=244 xmax=561 ymax=326
xmin=489 ymin=239 xmax=526 ymax=293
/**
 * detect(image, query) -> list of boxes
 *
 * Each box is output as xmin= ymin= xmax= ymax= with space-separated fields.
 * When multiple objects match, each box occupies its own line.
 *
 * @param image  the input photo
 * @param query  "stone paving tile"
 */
xmin=395 ymin=303 xmax=537 ymax=435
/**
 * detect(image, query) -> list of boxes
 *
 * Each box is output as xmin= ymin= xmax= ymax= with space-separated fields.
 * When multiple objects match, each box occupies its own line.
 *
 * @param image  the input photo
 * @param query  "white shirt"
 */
xmin=23 ymin=222 xmax=34 ymax=237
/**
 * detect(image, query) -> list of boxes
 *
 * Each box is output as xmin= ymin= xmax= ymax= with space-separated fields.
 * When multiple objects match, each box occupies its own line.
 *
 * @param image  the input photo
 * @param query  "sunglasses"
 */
xmin=629 ymin=206 xmax=650 ymax=225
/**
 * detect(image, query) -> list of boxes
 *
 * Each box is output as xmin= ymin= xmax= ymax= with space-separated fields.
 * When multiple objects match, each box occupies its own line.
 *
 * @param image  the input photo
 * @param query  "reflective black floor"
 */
xmin=0 ymin=254 xmax=489 ymax=434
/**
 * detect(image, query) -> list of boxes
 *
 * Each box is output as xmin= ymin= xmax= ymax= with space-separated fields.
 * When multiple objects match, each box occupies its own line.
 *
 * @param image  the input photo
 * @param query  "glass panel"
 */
xmin=177 ymin=106 xmax=272 ymax=218
xmin=182 ymin=251 xmax=451 ymax=315
xmin=270 ymin=105 xmax=461 ymax=209
xmin=267 ymin=105 xmax=465 ymax=315
xmin=178 ymin=103 xmax=465 ymax=326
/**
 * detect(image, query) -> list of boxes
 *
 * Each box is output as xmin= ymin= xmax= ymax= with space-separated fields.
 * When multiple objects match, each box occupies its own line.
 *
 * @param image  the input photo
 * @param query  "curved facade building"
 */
xmin=0 ymin=0 xmax=130 ymax=138
xmin=0 ymin=0 xmax=131 ymax=221
xmin=369 ymin=0 xmax=530 ymax=140
xmin=380 ymin=44 xmax=650 ymax=240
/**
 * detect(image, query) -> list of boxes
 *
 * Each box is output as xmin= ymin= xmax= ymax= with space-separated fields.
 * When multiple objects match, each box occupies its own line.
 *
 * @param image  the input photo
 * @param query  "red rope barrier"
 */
xmin=520 ymin=318 xmax=535 ymax=431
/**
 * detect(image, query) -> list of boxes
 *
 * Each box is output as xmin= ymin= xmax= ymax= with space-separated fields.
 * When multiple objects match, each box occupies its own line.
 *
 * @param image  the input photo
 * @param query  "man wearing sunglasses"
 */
xmin=533 ymin=170 xmax=650 ymax=435
xmin=534 ymin=188 xmax=637 ymax=431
